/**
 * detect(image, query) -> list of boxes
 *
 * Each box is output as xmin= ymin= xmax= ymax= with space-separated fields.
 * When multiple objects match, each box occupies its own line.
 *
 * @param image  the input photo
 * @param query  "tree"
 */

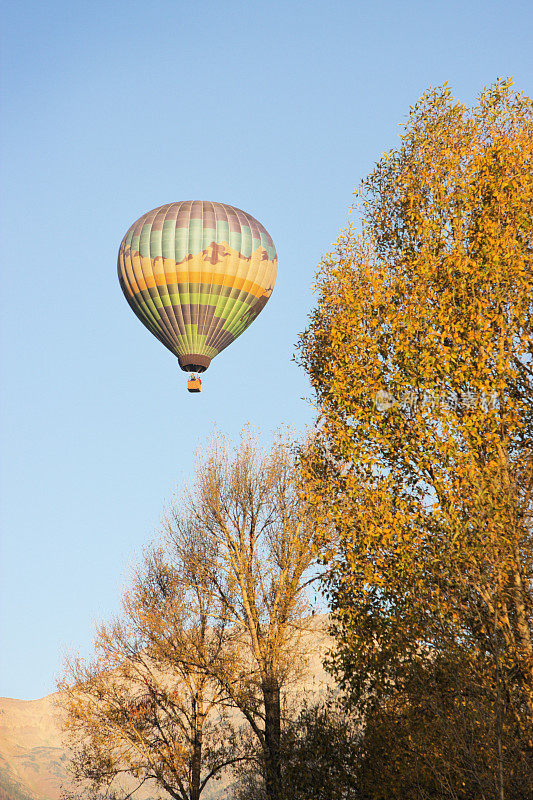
xmin=58 ymin=534 xmax=242 ymax=800
xmin=278 ymin=692 xmax=360 ymax=800
xmin=233 ymin=691 xmax=360 ymax=800
xmin=298 ymin=78 xmax=533 ymax=787
xmin=355 ymin=651 xmax=533 ymax=800
xmin=163 ymin=428 xmax=317 ymax=800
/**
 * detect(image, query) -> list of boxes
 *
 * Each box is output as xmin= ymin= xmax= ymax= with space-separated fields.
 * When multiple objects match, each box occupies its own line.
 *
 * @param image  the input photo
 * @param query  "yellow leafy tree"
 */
xmin=298 ymin=78 xmax=533 ymax=780
xmin=58 ymin=537 xmax=243 ymax=800
xmin=163 ymin=428 xmax=317 ymax=800
xmin=59 ymin=429 xmax=317 ymax=800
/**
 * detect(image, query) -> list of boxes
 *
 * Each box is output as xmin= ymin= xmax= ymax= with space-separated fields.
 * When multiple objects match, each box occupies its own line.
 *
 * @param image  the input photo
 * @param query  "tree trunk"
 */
xmin=496 ymin=664 xmax=505 ymax=800
xmin=262 ymin=679 xmax=281 ymax=800
xmin=190 ymin=695 xmax=202 ymax=800
xmin=511 ymin=556 xmax=533 ymax=725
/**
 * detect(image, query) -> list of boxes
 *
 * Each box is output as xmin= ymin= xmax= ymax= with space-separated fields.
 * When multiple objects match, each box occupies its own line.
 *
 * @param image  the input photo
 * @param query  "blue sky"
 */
xmin=1 ymin=0 xmax=532 ymax=700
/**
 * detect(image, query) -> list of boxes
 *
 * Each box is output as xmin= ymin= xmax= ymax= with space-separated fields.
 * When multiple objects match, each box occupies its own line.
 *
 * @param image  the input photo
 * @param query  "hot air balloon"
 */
xmin=118 ymin=201 xmax=278 ymax=391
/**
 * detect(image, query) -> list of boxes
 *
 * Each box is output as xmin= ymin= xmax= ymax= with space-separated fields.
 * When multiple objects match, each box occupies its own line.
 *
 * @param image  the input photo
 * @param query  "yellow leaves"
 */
xmin=298 ymin=79 xmax=533 ymax=745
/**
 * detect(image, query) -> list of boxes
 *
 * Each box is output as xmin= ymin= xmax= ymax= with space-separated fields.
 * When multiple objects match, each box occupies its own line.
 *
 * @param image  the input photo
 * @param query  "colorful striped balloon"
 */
xmin=118 ymin=201 xmax=278 ymax=373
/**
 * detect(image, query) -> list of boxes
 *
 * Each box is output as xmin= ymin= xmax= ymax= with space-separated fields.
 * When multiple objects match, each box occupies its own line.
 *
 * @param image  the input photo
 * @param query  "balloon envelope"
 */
xmin=118 ymin=201 xmax=278 ymax=372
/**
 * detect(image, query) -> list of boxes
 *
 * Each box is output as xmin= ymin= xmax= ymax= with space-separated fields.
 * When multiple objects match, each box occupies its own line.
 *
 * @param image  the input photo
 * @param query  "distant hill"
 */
xmin=0 ymin=695 xmax=69 ymax=800
xmin=0 ymin=617 xmax=332 ymax=800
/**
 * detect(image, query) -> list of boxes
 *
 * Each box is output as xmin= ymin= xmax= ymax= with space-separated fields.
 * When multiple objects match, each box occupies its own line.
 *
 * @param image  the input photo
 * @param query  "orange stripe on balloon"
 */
xmin=119 ymin=265 xmax=273 ymax=299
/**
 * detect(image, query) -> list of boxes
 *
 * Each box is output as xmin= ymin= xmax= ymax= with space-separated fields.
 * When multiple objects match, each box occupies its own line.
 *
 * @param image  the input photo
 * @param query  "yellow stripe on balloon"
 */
xmin=121 ymin=256 xmax=275 ymax=299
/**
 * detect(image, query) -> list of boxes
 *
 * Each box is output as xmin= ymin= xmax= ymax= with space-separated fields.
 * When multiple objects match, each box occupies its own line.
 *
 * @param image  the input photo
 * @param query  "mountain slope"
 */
xmin=0 ymin=695 xmax=69 ymax=800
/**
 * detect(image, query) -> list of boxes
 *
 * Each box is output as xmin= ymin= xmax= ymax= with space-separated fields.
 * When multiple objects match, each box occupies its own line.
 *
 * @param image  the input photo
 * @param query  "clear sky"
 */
xmin=1 ymin=0 xmax=531 ymax=701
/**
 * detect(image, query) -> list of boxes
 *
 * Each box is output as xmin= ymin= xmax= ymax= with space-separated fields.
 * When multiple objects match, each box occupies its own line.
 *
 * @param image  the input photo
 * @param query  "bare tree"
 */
xmin=163 ymin=428 xmax=317 ymax=800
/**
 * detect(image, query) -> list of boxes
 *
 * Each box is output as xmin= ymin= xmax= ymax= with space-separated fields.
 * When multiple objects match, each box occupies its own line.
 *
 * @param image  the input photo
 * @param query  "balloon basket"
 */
xmin=187 ymin=376 xmax=202 ymax=393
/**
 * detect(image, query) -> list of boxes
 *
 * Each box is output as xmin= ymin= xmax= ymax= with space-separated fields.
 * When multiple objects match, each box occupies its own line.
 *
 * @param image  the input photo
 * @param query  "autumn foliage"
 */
xmin=298 ymin=79 xmax=533 ymax=795
xmin=58 ymin=429 xmax=317 ymax=800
